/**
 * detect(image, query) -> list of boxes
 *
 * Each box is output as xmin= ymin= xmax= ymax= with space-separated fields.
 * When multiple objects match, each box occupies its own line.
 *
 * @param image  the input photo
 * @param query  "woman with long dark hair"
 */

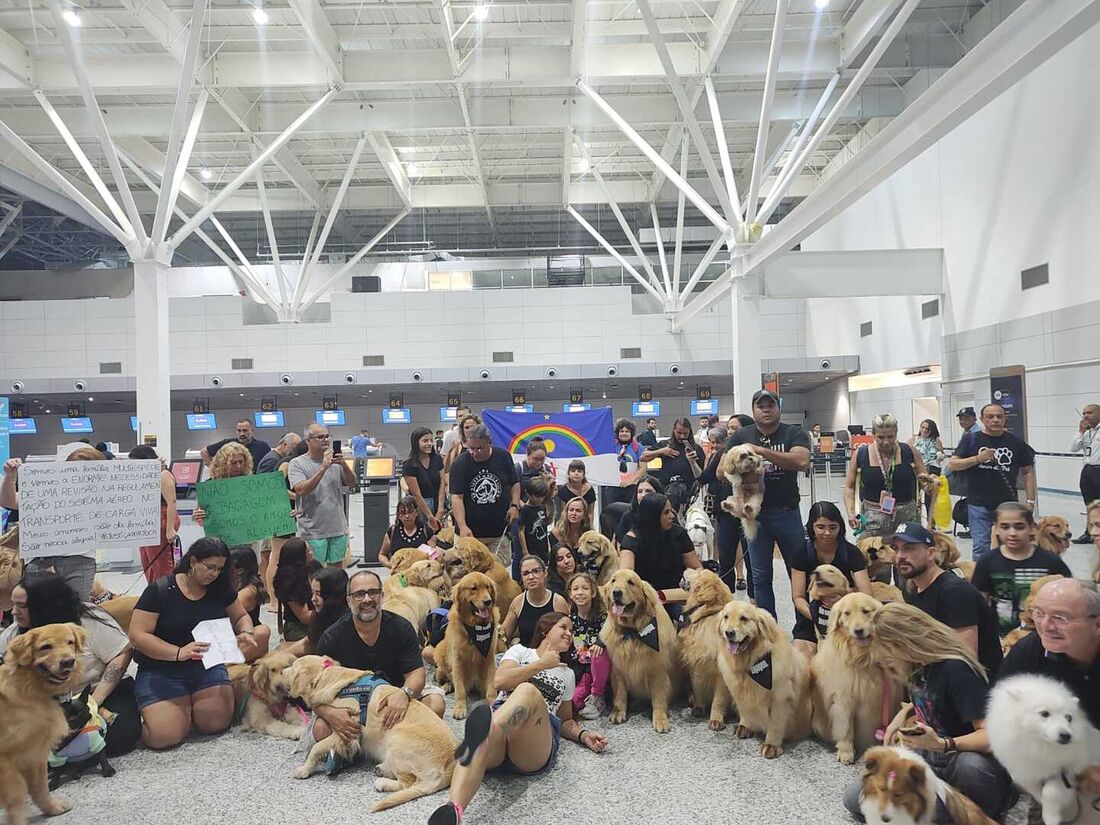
xmin=129 ymin=444 xmax=180 ymax=583
xmin=639 ymin=416 xmax=703 ymax=494
xmin=377 ymin=495 xmax=436 ymax=568
xmin=228 ymin=546 xmax=272 ymax=660
xmin=273 ymin=537 xmax=315 ymax=643
xmin=620 ymin=493 xmax=702 ymax=603
xmin=282 ymin=566 xmax=350 ymax=656
xmin=789 ymin=501 xmax=874 ymax=658
xmin=129 ymin=537 xmax=257 ymax=749
xmin=0 ymin=572 xmax=140 ymax=755
xmin=909 ymin=418 xmax=945 ymax=523
xmin=403 ymin=426 xmax=445 ymax=530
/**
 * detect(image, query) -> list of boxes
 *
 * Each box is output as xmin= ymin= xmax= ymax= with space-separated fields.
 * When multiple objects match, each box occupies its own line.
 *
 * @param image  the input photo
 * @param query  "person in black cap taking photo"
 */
xmin=722 ymin=389 xmax=811 ymax=618
xmin=888 ymin=521 xmax=1002 ymax=677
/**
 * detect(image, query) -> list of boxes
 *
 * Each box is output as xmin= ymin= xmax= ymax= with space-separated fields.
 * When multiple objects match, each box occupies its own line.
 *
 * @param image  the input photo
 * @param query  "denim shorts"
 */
xmin=135 ymin=664 xmax=230 ymax=710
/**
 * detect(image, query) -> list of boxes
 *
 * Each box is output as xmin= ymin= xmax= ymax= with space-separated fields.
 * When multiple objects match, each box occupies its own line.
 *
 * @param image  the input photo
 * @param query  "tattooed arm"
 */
xmin=92 ymin=647 xmax=132 ymax=706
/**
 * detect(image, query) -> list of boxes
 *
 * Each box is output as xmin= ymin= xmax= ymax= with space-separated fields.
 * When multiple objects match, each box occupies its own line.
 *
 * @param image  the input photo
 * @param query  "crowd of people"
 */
xmin=0 ymin=395 xmax=1098 ymax=825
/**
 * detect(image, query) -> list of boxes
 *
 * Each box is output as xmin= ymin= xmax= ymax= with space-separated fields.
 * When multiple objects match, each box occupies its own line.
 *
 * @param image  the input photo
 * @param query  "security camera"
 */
xmin=606 ymin=366 xmax=618 ymax=377
xmin=819 ymin=359 xmax=832 ymax=371
xmin=545 ymin=367 xmax=557 ymax=378
xmin=411 ymin=371 xmax=423 ymax=383
xmin=209 ymin=375 xmax=223 ymax=388
xmin=669 ymin=364 xmax=681 ymax=375
xmin=73 ymin=379 xmax=87 ymax=392
xmin=343 ymin=372 xmax=357 ymax=384
xmin=280 ymin=374 xmax=293 ymax=386
xmin=10 ymin=380 xmax=24 ymax=393
xmin=479 ymin=369 xmax=491 ymax=380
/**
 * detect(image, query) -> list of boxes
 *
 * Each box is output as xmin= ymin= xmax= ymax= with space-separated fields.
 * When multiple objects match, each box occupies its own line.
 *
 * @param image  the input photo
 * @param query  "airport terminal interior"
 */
xmin=1 ymin=0 xmax=1099 ymax=823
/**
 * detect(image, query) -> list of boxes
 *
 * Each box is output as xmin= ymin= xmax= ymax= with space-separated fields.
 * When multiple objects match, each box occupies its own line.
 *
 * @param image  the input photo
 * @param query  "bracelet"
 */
xmin=943 ymin=737 xmax=957 ymax=753
xmin=577 ymin=728 xmax=589 ymax=743
xmin=175 ymin=646 xmax=181 ymax=662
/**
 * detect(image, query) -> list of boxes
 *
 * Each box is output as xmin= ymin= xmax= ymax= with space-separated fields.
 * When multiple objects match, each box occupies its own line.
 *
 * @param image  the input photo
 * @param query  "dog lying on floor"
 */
xmin=286 ymin=656 xmax=456 ymax=811
xmin=238 ymin=650 xmax=309 ymax=739
xmin=47 ymin=685 xmax=115 ymax=790
xmin=859 ymin=746 xmax=998 ymax=825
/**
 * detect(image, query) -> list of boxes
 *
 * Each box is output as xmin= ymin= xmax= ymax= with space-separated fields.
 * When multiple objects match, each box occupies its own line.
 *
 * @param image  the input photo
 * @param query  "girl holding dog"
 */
xmin=842 ymin=603 xmax=1014 ymax=822
xmin=429 ymin=612 xmax=608 ymax=825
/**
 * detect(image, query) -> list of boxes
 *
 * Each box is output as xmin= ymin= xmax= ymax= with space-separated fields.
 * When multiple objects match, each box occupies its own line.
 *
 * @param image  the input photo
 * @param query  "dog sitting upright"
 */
xmin=717 ymin=445 xmax=765 ymax=539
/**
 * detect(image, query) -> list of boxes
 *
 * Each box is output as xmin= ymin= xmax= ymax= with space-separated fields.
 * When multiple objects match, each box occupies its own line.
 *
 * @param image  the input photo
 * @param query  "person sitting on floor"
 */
xmin=0 ymin=572 xmax=141 ymax=756
xmin=129 ymin=537 xmax=260 ymax=750
xmin=566 ymin=572 xmax=610 ymax=720
xmin=228 ymin=546 xmax=272 ymax=660
xmin=273 ymin=538 xmax=316 ymax=644
xmin=548 ymin=544 xmax=578 ymax=597
xmin=428 ymin=612 xmax=608 ymax=825
xmin=283 ymin=566 xmax=349 ymax=657
xmin=501 ymin=555 xmax=569 ymax=647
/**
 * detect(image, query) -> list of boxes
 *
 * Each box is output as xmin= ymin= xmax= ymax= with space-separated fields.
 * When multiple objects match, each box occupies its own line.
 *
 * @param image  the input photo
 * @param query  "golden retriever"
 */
xmin=600 ymin=569 xmax=681 ymax=733
xmin=389 ymin=547 xmax=431 ymax=576
xmin=286 ymin=655 xmax=456 ymax=811
xmin=718 ymin=444 xmax=765 ymax=539
xmin=860 ymin=746 xmax=998 ymax=825
xmin=434 ymin=571 xmax=499 ymax=719
xmin=1035 ymin=515 xmax=1072 ymax=555
xmin=575 ymin=530 xmax=619 ymax=585
xmin=439 ymin=535 xmax=519 ymax=618
xmin=808 ymin=564 xmax=850 ymax=608
xmin=1000 ymin=573 xmax=1066 ymax=654
xmin=678 ymin=568 xmax=733 ymax=730
xmin=931 ymin=532 xmax=974 ymax=579
xmin=715 ymin=601 xmax=811 ymax=758
xmin=870 ymin=582 xmax=904 ymax=604
xmin=385 ymin=586 xmax=443 ymax=638
xmin=858 ymin=536 xmax=897 ymax=581
xmin=812 ymin=593 xmax=899 ymax=765
xmin=238 ymin=650 xmax=308 ymax=739
xmin=0 ymin=624 xmax=87 ymax=825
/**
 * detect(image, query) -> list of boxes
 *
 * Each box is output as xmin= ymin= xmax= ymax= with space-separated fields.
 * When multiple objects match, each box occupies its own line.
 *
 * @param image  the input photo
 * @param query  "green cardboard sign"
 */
xmin=195 ymin=473 xmax=295 ymax=546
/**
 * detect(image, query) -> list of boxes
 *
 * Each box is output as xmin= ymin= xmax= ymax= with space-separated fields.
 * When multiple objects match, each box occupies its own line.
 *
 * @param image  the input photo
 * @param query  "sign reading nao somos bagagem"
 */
xmin=18 ymin=460 xmax=161 ymax=559
xmin=195 ymin=472 xmax=296 ymax=547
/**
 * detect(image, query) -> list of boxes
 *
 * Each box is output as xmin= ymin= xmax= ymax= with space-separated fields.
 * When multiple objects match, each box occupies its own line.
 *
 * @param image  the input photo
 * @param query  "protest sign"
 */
xmin=18 ymin=460 xmax=161 ymax=559
xmin=195 ymin=472 xmax=295 ymax=546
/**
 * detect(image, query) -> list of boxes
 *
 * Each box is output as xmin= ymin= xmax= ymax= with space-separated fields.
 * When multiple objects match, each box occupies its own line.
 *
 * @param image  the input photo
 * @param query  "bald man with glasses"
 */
xmin=288 ymin=423 xmax=357 ymax=567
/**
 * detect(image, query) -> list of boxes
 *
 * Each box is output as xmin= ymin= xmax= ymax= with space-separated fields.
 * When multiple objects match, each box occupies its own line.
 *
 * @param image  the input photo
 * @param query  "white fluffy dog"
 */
xmin=685 ymin=501 xmax=715 ymax=562
xmin=718 ymin=444 xmax=764 ymax=539
xmin=987 ymin=674 xmax=1099 ymax=825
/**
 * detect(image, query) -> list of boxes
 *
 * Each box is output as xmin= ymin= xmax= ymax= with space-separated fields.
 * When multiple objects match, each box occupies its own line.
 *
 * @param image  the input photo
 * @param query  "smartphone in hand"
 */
xmin=332 ymin=439 xmax=342 ymax=457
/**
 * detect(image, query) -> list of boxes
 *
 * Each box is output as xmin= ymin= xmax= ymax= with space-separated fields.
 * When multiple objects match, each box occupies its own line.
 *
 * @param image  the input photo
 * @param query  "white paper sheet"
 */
xmin=191 ymin=618 xmax=245 ymax=669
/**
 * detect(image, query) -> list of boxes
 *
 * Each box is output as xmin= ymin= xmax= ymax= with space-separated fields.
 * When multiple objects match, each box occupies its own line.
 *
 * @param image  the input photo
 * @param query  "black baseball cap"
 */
xmin=885 ymin=522 xmax=935 ymax=547
xmin=956 ymin=407 xmax=976 ymax=418
xmin=752 ymin=389 xmax=780 ymax=406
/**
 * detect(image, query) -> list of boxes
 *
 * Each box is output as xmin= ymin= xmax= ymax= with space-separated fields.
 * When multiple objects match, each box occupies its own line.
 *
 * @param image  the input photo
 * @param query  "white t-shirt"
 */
xmin=495 ymin=644 xmax=575 ymax=715
xmin=0 ymin=606 xmax=129 ymax=688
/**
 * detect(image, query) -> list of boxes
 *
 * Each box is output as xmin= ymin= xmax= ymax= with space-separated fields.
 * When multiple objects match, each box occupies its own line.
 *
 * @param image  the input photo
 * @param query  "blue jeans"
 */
xmin=746 ymin=507 xmax=805 ymax=617
xmin=967 ymin=502 xmax=996 ymax=563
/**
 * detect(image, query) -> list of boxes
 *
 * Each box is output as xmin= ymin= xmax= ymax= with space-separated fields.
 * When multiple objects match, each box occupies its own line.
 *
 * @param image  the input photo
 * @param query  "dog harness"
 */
xmin=49 ymin=695 xmax=108 ymax=768
xmin=466 ymin=622 xmax=495 ymax=657
xmin=333 ymin=670 xmax=390 ymax=725
xmin=621 ymin=618 xmax=661 ymax=652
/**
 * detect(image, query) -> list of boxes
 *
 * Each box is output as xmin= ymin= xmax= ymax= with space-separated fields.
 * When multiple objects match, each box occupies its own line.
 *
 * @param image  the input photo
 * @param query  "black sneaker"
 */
xmin=957 ymin=530 xmax=971 ymax=538
xmin=453 ymin=702 xmax=492 ymax=767
xmin=1072 ymin=532 xmax=1092 ymax=544
xmin=429 ymin=802 xmax=460 ymax=825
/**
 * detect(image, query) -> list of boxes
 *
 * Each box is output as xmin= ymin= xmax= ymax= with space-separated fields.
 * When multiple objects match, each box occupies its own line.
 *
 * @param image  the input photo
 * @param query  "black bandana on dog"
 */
xmin=622 ymin=618 xmax=660 ymax=652
xmin=466 ymin=623 xmax=494 ymax=657
xmin=748 ymin=652 xmax=772 ymax=691
xmin=582 ymin=556 xmax=606 ymax=578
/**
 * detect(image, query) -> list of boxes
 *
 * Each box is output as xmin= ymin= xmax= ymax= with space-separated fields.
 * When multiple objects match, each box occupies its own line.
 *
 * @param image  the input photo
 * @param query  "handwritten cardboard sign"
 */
xmin=18 ymin=460 xmax=161 ymax=559
xmin=195 ymin=472 xmax=295 ymax=547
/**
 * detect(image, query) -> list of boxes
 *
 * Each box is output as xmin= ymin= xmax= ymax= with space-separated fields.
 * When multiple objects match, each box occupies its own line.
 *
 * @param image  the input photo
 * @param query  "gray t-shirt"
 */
xmin=287 ymin=454 xmax=348 ymax=539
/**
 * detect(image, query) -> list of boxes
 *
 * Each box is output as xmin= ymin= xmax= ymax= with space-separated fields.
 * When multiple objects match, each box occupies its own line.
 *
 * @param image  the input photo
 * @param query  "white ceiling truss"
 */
xmin=0 ymin=0 xmax=1095 ymax=323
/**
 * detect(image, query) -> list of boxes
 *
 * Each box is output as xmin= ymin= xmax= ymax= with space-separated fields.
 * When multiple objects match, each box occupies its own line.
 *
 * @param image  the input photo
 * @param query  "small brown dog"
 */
xmin=1035 ymin=516 xmax=1072 ymax=555
xmin=859 ymin=746 xmax=997 ymax=825
xmin=718 ymin=445 xmax=765 ymax=539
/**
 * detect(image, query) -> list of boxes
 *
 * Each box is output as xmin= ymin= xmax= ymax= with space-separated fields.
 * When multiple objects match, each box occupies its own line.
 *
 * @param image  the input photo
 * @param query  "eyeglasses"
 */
xmin=349 ymin=588 xmax=383 ymax=602
xmin=521 ymin=569 xmax=544 ymax=577
xmin=308 ymin=434 xmax=330 ymax=441
xmin=1030 ymin=608 xmax=1095 ymax=627
xmin=194 ymin=559 xmax=225 ymax=574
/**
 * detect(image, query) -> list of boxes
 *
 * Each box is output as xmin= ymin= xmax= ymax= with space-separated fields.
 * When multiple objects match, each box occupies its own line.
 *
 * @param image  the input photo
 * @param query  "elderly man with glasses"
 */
xmin=303 ymin=569 xmax=447 ymax=772
xmin=288 ymin=423 xmax=357 ymax=568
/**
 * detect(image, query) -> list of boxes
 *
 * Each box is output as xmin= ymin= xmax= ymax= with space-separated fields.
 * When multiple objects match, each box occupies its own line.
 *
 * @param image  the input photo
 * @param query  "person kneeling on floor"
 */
xmin=429 ymin=612 xmax=608 ymax=825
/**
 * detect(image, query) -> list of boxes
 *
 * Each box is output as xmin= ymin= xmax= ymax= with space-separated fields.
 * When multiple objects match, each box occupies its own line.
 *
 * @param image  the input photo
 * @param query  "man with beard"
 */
xmin=889 ymin=522 xmax=1003 ymax=677
xmin=307 ymin=570 xmax=445 ymax=755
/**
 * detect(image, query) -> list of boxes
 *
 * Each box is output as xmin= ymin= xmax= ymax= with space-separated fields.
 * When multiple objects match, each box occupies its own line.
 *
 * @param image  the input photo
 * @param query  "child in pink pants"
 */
xmin=567 ymin=573 xmax=610 ymax=719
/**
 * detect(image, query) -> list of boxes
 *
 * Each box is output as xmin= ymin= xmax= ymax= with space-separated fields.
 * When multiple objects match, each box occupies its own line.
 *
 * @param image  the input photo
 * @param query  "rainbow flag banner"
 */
xmin=482 ymin=407 xmax=619 ymax=486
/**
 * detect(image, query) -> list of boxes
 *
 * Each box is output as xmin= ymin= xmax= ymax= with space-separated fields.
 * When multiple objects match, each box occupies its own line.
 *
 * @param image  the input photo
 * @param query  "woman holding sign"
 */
xmin=129 ymin=445 xmax=180 ymax=584
xmin=129 ymin=537 xmax=260 ymax=750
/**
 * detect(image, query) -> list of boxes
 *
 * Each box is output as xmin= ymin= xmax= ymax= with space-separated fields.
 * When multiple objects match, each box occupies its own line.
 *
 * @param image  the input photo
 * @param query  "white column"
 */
xmin=133 ymin=258 xmax=173 ymax=458
xmin=730 ymin=267 xmax=762 ymax=414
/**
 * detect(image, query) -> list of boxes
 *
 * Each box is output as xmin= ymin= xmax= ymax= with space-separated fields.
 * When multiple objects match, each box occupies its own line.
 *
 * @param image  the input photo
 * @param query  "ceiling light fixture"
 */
xmin=474 ymin=3 xmax=489 ymax=22
xmin=407 ymin=162 xmax=419 ymax=176
xmin=252 ymin=6 xmax=269 ymax=25
xmin=200 ymin=168 xmax=213 ymax=180
xmin=577 ymin=156 xmax=589 ymax=173
xmin=61 ymin=8 xmax=82 ymax=26
xmin=814 ymin=0 xmax=829 ymax=8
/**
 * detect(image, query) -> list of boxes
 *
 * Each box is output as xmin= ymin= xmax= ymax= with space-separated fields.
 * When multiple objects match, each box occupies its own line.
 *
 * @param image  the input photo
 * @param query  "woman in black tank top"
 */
xmin=843 ymin=413 xmax=927 ymax=538
xmin=501 ymin=555 xmax=569 ymax=647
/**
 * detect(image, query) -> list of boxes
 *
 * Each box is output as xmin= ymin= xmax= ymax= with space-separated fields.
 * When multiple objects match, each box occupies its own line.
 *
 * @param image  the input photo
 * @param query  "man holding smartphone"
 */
xmin=289 ymin=423 xmax=357 ymax=567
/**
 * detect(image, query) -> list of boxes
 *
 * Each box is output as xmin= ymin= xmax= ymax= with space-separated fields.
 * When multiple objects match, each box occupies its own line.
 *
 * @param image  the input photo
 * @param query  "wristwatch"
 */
xmin=403 ymin=687 xmax=416 ymax=700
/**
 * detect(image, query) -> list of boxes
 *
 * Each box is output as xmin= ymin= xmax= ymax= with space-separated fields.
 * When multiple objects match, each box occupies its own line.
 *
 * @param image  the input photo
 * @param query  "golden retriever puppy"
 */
xmin=575 ymin=530 xmax=619 ymax=585
xmin=0 ymin=624 xmax=87 ymax=825
xmin=440 ymin=536 xmax=519 ymax=618
xmin=857 ymin=536 xmax=897 ymax=581
xmin=812 ymin=593 xmax=899 ymax=765
xmin=239 ymin=650 xmax=308 ymax=739
xmin=600 ymin=569 xmax=681 ymax=733
xmin=385 ymin=586 xmax=443 ymax=638
xmin=1035 ymin=516 xmax=1072 ymax=555
xmin=678 ymin=568 xmax=733 ymax=730
xmin=1000 ymin=573 xmax=1066 ymax=655
xmin=286 ymin=656 xmax=456 ymax=811
xmin=438 ymin=571 xmax=499 ymax=719
xmin=716 ymin=602 xmax=811 ymax=758
xmin=718 ymin=444 xmax=765 ymax=539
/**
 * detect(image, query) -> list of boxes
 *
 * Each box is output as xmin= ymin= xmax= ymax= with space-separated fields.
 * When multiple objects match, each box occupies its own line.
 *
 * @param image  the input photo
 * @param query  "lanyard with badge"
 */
xmin=878 ymin=446 xmax=897 ymax=515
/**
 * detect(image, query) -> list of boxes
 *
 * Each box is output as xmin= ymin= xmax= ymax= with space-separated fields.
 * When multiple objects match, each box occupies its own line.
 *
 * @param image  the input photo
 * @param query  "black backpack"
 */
xmin=952 ymin=498 xmax=970 ymax=531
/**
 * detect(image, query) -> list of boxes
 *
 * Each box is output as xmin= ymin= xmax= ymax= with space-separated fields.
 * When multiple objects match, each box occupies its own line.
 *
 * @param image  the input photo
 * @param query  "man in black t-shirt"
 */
xmin=890 ymin=522 xmax=1002 ymax=676
xmin=310 ymin=570 xmax=445 ymax=747
xmin=449 ymin=424 xmax=520 ymax=543
xmin=946 ymin=403 xmax=1036 ymax=563
xmin=722 ymin=390 xmax=811 ymax=618
xmin=201 ymin=418 xmax=271 ymax=469
xmin=640 ymin=417 xmax=704 ymax=491
xmin=638 ymin=418 xmax=659 ymax=449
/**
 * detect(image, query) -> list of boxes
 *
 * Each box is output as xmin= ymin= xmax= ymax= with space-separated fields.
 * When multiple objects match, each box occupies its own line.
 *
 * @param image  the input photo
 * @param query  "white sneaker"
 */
xmin=578 ymin=694 xmax=605 ymax=719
